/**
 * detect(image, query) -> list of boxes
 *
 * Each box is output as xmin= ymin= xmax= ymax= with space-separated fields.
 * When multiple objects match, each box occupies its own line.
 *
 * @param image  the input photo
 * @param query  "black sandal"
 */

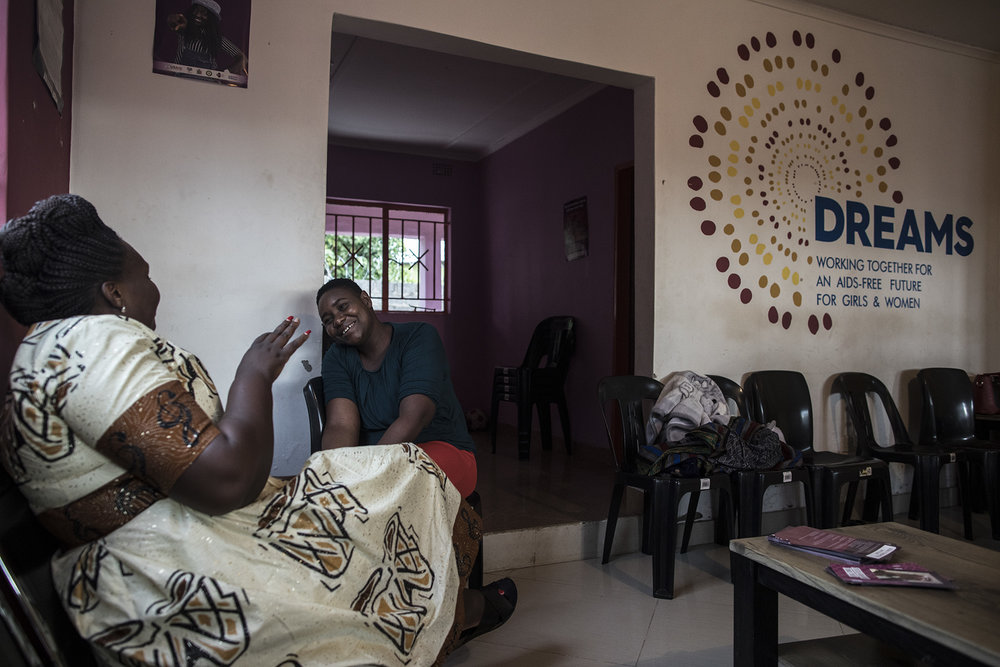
xmin=460 ymin=577 xmax=517 ymax=644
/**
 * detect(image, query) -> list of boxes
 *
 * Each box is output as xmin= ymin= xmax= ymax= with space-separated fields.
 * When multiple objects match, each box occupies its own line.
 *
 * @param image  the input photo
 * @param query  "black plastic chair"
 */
xmin=490 ymin=316 xmax=575 ymax=459
xmin=918 ymin=367 xmax=1000 ymax=540
xmin=708 ymin=374 xmax=815 ymax=538
xmin=744 ymin=370 xmax=893 ymax=530
xmin=708 ymin=374 xmax=747 ymax=417
xmin=597 ymin=375 xmax=734 ymax=599
xmin=832 ymin=372 xmax=970 ymax=534
xmin=0 ymin=468 xmax=98 ymax=666
xmin=302 ymin=377 xmax=484 ymax=588
xmin=303 ymin=376 xmax=326 ymax=455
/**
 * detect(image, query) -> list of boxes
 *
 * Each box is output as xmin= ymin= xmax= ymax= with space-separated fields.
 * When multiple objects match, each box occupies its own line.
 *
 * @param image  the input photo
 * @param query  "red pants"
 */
xmin=417 ymin=441 xmax=478 ymax=498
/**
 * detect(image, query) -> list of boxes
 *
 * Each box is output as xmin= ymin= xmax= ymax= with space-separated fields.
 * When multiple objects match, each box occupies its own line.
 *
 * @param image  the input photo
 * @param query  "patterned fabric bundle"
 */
xmin=713 ymin=416 xmax=803 ymax=472
xmin=2 ymin=316 xmax=477 ymax=666
xmin=640 ymin=416 xmax=802 ymax=478
xmin=639 ymin=423 xmax=721 ymax=477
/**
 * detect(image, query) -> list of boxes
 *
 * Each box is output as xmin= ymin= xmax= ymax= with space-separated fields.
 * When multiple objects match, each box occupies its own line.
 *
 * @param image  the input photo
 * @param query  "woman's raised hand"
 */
xmin=175 ymin=317 xmax=310 ymax=513
xmin=237 ymin=316 xmax=311 ymax=384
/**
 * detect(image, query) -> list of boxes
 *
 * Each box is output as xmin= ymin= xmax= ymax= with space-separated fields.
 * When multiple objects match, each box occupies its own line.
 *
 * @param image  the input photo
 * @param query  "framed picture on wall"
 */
xmin=563 ymin=196 xmax=589 ymax=261
xmin=152 ymin=0 xmax=250 ymax=88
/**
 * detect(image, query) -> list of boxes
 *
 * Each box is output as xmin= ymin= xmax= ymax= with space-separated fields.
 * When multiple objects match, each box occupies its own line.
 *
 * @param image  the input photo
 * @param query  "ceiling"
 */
xmin=796 ymin=0 xmax=1000 ymax=53
xmin=327 ymin=2 xmax=999 ymax=161
xmin=328 ymin=34 xmax=607 ymax=161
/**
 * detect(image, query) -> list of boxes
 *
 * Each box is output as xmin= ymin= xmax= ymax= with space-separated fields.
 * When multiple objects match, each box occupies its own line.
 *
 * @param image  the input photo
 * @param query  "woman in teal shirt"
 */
xmin=317 ymin=279 xmax=477 ymax=498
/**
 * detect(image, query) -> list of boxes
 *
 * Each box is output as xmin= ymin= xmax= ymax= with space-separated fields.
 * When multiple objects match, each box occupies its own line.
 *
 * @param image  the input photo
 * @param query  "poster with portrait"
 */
xmin=152 ymin=0 xmax=250 ymax=88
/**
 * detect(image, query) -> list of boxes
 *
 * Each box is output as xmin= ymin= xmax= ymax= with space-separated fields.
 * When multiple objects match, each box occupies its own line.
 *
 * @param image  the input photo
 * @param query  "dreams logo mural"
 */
xmin=687 ymin=30 xmax=905 ymax=334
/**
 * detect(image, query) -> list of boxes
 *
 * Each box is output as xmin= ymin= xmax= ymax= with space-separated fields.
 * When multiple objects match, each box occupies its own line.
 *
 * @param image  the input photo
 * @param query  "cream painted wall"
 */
xmin=653 ymin=4 xmax=1000 ymax=454
xmin=69 ymin=0 xmax=999 ymax=475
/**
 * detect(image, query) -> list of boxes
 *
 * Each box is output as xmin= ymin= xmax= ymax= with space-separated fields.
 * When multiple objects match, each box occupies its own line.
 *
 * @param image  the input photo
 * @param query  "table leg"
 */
xmin=732 ymin=551 xmax=777 ymax=666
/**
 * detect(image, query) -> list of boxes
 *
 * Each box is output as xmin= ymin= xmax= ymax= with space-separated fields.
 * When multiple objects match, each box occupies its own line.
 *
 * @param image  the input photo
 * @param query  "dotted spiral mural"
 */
xmin=687 ymin=30 xmax=902 ymax=334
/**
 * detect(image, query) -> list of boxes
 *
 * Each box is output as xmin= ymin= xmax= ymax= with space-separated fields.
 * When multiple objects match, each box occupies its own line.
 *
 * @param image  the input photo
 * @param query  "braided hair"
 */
xmin=0 ymin=194 xmax=125 ymax=325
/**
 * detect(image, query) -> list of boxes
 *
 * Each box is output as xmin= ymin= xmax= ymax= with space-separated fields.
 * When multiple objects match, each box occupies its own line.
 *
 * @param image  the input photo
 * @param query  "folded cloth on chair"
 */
xmin=645 ymin=371 xmax=729 ymax=446
xmin=713 ymin=416 xmax=802 ymax=472
xmin=640 ymin=421 xmax=722 ymax=477
xmin=640 ymin=416 xmax=801 ymax=477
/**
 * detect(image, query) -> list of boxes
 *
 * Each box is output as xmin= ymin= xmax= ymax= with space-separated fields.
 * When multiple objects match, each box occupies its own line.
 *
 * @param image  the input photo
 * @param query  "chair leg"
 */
xmin=641 ymin=489 xmax=653 ymax=554
xmin=860 ymin=480 xmax=879 ymax=523
xmin=803 ymin=472 xmax=818 ymax=529
xmin=880 ymin=470 xmax=894 ymax=523
xmin=917 ymin=459 xmax=940 ymax=533
xmin=711 ymin=479 xmax=734 ymax=546
xmin=651 ymin=481 xmax=679 ymax=599
xmin=536 ymin=401 xmax=554 ymax=451
xmin=680 ymin=489 xmax=699 ymax=554
xmin=737 ymin=476 xmax=756 ymax=538
xmin=828 ymin=477 xmax=844 ymax=529
xmin=908 ymin=481 xmax=921 ymax=520
xmin=489 ymin=395 xmax=500 ymax=454
xmin=959 ymin=459 xmax=974 ymax=540
xmin=739 ymin=476 xmax=765 ymax=538
xmin=810 ymin=468 xmax=836 ymax=528
xmin=860 ymin=470 xmax=892 ymax=525
xmin=843 ymin=480 xmax=859 ymax=525
xmin=602 ymin=483 xmax=625 ymax=564
xmin=557 ymin=396 xmax=572 ymax=454
xmin=814 ymin=471 xmax=834 ymax=529
xmin=516 ymin=396 xmax=532 ymax=460
xmin=986 ymin=452 xmax=1000 ymax=541
xmin=719 ymin=483 xmax=735 ymax=544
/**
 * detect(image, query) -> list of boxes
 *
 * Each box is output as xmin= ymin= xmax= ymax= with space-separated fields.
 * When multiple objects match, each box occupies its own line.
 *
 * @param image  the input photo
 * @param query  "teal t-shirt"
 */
xmin=321 ymin=322 xmax=474 ymax=453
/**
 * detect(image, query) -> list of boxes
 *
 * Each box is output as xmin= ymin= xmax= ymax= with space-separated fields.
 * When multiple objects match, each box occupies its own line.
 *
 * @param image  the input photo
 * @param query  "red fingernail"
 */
xmin=286 ymin=316 xmax=294 ymax=321
xmin=305 ymin=330 xmax=311 ymax=335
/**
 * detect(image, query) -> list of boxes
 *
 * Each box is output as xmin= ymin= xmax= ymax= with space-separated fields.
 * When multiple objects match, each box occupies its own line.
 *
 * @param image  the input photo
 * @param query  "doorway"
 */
xmin=327 ymin=15 xmax=654 ymax=532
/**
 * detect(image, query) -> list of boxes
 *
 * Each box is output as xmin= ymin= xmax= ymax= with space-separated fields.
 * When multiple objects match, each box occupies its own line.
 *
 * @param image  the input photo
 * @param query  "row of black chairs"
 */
xmin=599 ymin=368 xmax=999 ymax=599
xmin=833 ymin=368 xmax=997 ymax=540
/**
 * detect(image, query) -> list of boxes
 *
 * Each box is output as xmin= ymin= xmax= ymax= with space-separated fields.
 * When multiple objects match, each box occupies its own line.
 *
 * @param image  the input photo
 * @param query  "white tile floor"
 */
xmin=446 ymin=544 xmax=851 ymax=667
xmin=446 ymin=508 xmax=1000 ymax=666
xmin=464 ymin=427 xmax=1000 ymax=666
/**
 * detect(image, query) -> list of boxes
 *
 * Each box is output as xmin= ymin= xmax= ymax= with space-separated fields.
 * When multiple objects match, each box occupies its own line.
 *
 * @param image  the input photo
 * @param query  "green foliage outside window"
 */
xmin=323 ymin=234 xmax=424 ymax=300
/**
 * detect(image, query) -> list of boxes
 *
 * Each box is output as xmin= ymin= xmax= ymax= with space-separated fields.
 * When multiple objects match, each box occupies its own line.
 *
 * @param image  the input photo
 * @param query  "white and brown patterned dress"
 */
xmin=1 ymin=316 xmax=480 ymax=666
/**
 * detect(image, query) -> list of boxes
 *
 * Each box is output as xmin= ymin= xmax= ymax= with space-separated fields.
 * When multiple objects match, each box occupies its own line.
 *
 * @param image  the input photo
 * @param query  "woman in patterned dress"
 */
xmin=0 ymin=194 xmax=515 ymax=666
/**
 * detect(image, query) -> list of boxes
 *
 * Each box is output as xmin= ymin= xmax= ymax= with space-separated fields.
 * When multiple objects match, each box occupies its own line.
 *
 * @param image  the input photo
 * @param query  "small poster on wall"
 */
xmin=36 ymin=0 xmax=65 ymax=113
xmin=563 ymin=196 xmax=589 ymax=261
xmin=152 ymin=0 xmax=250 ymax=88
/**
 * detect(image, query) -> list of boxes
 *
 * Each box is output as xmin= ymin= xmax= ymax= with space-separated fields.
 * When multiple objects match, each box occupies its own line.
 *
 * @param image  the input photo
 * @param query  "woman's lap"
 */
xmin=53 ymin=445 xmax=465 ymax=665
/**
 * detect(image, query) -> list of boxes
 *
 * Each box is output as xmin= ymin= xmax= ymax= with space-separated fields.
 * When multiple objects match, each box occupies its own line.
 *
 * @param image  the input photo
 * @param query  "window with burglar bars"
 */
xmin=324 ymin=198 xmax=451 ymax=313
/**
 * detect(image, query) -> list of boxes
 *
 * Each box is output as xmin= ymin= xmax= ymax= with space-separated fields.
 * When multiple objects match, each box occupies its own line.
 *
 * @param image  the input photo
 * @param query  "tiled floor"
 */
xmin=460 ymin=427 xmax=1000 ymax=666
xmin=446 ymin=509 xmax=1000 ymax=666
xmin=446 ymin=545 xmax=848 ymax=666
xmin=471 ymin=426 xmax=618 ymax=533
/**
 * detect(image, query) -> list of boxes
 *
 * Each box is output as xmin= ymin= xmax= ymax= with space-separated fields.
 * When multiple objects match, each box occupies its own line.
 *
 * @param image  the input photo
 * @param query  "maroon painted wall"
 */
xmin=5 ymin=0 xmax=73 ymax=218
xmin=481 ymin=86 xmax=634 ymax=449
xmin=326 ymin=85 xmax=633 ymax=450
xmin=1 ymin=0 xmax=75 ymax=386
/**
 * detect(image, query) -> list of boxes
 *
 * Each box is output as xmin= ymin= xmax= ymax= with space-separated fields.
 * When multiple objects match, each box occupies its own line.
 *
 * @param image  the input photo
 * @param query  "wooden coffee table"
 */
xmin=730 ymin=522 xmax=1000 ymax=666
